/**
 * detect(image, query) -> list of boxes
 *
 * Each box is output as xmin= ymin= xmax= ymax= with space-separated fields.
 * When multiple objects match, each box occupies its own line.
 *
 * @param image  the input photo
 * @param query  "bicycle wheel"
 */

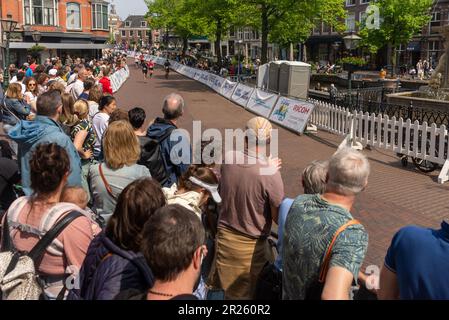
xmin=411 ymin=157 xmax=438 ymax=173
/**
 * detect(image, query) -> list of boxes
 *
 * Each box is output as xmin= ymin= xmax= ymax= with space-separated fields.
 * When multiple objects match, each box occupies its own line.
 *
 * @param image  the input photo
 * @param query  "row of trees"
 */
xmin=145 ymin=0 xmax=435 ymax=71
xmin=144 ymin=0 xmax=347 ymax=65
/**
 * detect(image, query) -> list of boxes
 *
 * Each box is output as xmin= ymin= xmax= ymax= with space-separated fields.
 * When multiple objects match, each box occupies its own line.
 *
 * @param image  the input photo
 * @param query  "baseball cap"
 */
xmin=49 ymin=69 xmax=58 ymax=76
xmin=188 ymin=176 xmax=222 ymax=204
xmin=246 ymin=116 xmax=272 ymax=141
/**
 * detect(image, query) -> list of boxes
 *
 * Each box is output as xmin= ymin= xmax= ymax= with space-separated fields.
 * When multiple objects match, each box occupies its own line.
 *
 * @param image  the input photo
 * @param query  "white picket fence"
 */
xmin=310 ymin=99 xmax=449 ymax=184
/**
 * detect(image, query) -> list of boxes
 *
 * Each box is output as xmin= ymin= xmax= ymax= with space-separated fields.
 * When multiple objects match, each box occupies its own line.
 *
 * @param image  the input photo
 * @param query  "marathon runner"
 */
xmin=148 ymin=60 xmax=155 ymax=79
xmin=164 ymin=59 xmax=171 ymax=79
xmin=141 ymin=60 xmax=149 ymax=80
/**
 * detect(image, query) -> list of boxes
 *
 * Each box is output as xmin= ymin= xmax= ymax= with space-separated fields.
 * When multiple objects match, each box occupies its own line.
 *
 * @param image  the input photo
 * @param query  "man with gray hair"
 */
xmin=147 ymin=93 xmax=191 ymax=187
xmin=282 ymin=148 xmax=369 ymax=300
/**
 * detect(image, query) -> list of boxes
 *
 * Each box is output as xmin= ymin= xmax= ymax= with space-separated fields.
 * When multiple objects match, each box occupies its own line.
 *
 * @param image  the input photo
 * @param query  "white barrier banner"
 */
xmin=186 ymin=67 xmax=196 ymax=79
xmin=246 ymin=89 xmax=279 ymax=118
xmin=199 ymin=72 xmax=209 ymax=85
xmin=110 ymin=65 xmax=130 ymax=93
xmin=269 ymin=97 xmax=315 ymax=134
xmin=193 ymin=70 xmax=203 ymax=81
xmin=221 ymin=79 xmax=238 ymax=99
xmin=231 ymin=83 xmax=254 ymax=108
xmin=207 ymin=74 xmax=225 ymax=92
xmin=175 ymin=64 xmax=185 ymax=75
xmin=173 ymin=62 xmax=181 ymax=72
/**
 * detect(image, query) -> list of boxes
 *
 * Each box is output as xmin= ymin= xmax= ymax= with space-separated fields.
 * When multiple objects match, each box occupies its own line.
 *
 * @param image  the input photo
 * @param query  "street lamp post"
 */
xmin=1 ymin=18 xmax=18 ymax=89
xmin=343 ymin=32 xmax=361 ymax=108
xmin=331 ymin=41 xmax=341 ymax=64
xmin=32 ymin=30 xmax=42 ymax=63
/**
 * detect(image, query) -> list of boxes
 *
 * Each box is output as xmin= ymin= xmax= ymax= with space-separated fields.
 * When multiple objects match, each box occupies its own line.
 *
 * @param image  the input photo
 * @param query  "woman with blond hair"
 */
xmin=89 ymin=120 xmax=151 ymax=223
xmin=59 ymin=92 xmax=78 ymax=135
xmin=71 ymin=99 xmax=96 ymax=198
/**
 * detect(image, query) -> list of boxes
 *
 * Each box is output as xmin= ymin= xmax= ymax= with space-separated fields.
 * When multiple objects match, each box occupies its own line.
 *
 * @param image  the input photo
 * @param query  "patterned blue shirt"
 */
xmin=282 ymin=194 xmax=368 ymax=300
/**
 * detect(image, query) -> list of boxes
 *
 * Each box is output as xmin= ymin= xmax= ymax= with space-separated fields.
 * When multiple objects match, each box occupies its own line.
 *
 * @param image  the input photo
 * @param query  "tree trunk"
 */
xmin=215 ymin=18 xmax=223 ymax=68
xmin=165 ymin=28 xmax=169 ymax=47
xmin=391 ymin=44 xmax=397 ymax=77
xmin=261 ymin=4 xmax=269 ymax=64
xmin=182 ymin=37 xmax=188 ymax=57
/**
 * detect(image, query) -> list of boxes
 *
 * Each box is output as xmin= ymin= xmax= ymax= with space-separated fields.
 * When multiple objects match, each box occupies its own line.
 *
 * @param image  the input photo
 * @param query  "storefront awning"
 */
xmin=9 ymin=43 xmax=113 ymax=50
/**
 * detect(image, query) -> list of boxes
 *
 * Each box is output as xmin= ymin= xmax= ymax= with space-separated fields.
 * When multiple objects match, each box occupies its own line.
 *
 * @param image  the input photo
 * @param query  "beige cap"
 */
xmin=246 ymin=117 xmax=272 ymax=141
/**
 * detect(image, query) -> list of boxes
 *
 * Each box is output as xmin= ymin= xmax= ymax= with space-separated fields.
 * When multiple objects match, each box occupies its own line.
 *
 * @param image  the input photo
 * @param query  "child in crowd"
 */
xmin=61 ymin=186 xmax=89 ymax=210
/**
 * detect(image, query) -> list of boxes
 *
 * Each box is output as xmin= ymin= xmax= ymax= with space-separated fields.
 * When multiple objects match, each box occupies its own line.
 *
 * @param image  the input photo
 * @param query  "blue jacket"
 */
xmin=2 ymin=98 xmax=31 ymax=126
xmin=8 ymin=115 xmax=82 ymax=195
xmin=147 ymin=117 xmax=191 ymax=187
xmin=67 ymin=232 xmax=154 ymax=300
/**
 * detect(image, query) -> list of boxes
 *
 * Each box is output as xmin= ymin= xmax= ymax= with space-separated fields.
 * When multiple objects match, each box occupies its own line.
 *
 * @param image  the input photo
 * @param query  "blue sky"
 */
xmin=113 ymin=0 xmax=148 ymax=20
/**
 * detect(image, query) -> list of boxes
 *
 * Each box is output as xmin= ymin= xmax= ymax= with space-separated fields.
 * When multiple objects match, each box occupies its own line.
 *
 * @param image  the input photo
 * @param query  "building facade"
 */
xmin=306 ymin=0 xmax=449 ymax=70
xmin=409 ymin=0 xmax=449 ymax=69
xmin=216 ymin=26 xmax=276 ymax=61
xmin=108 ymin=1 xmax=121 ymax=44
xmin=116 ymin=15 xmax=154 ymax=49
xmin=306 ymin=0 xmax=371 ymax=65
xmin=0 ymin=0 xmax=111 ymax=66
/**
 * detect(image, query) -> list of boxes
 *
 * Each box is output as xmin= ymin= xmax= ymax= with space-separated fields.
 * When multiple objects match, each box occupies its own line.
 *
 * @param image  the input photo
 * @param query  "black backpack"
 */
xmin=138 ymin=128 xmax=174 ymax=186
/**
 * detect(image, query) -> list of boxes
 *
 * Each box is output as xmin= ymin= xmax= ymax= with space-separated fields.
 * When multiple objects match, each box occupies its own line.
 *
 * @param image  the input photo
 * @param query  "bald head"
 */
xmin=162 ymin=93 xmax=185 ymax=120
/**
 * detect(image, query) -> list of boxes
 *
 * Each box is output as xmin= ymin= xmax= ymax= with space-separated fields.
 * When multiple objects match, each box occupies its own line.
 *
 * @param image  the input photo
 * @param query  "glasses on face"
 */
xmin=28 ymin=83 xmax=36 ymax=87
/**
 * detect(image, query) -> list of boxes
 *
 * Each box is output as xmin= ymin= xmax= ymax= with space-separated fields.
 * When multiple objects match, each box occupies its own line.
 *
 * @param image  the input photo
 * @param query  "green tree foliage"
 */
xmin=186 ymin=0 xmax=251 ymax=66
xmin=359 ymin=0 xmax=433 ymax=73
xmin=145 ymin=0 xmax=346 ymax=64
xmin=243 ymin=0 xmax=346 ymax=63
xmin=145 ymin=0 xmax=210 ymax=54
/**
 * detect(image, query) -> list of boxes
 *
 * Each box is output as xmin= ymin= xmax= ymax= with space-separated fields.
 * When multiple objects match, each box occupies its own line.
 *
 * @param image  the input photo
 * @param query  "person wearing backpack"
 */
xmin=0 ymin=143 xmax=100 ymax=300
xmin=146 ymin=93 xmax=191 ymax=187
xmin=68 ymin=178 xmax=164 ymax=300
xmin=129 ymin=106 xmax=167 ymax=184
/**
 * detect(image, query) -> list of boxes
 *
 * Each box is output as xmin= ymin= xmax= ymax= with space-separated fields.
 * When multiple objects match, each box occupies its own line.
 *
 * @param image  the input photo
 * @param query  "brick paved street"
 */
xmin=120 ymin=63 xmax=446 ymax=268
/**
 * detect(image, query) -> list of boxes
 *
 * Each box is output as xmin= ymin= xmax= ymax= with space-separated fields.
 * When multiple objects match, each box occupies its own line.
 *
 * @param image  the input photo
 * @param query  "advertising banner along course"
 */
xmin=221 ymin=80 xmax=238 ymax=99
xmin=269 ymin=97 xmax=315 ymax=134
xmin=246 ymin=89 xmax=279 ymax=118
xmin=231 ymin=83 xmax=254 ymax=108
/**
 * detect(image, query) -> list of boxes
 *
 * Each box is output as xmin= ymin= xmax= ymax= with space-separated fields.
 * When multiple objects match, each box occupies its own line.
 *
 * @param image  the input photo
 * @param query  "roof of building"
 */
xmin=122 ymin=15 xmax=148 ymax=29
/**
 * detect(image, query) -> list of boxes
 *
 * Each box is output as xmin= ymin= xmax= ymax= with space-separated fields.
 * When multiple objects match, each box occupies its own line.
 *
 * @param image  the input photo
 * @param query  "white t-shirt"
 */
xmin=92 ymin=112 xmax=110 ymax=154
xmin=24 ymin=91 xmax=37 ymax=103
xmin=71 ymin=79 xmax=84 ymax=100
xmin=88 ymin=101 xmax=99 ymax=122
xmin=68 ymin=73 xmax=78 ymax=85
xmin=20 ymin=83 xmax=26 ymax=95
